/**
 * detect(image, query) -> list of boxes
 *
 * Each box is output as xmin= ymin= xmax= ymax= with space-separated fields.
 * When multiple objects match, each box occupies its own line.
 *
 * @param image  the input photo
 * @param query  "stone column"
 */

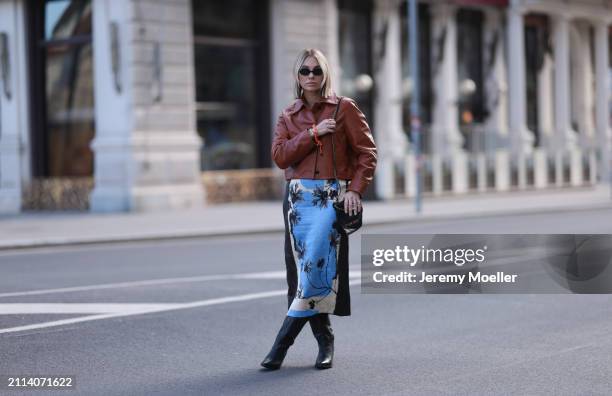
xmin=373 ymin=0 xmax=409 ymax=199
xmin=535 ymin=31 xmax=555 ymax=189
xmin=431 ymin=3 xmax=467 ymax=194
xmin=594 ymin=20 xmax=611 ymax=185
xmin=571 ymin=21 xmax=596 ymax=185
xmin=90 ymin=0 xmax=204 ymax=212
xmin=324 ymin=0 xmax=341 ymax=89
xmin=507 ymin=3 xmax=535 ymax=189
xmin=0 ymin=0 xmax=28 ymax=214
xmin=552 ymin=13 xmax=581 ymax=186
xmin=483 ymin=9 xmax=510 ymax=191
xmin=571 ymin=22 xmax=596 ymax=141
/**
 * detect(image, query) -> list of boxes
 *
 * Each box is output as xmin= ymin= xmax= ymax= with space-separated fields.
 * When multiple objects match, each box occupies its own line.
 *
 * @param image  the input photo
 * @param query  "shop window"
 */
xmin=338 ymin=0 xmax=374 ymax=122
xmin=456 ymin=8 xmax=485 ymax=126
xmin=192 ymin=0 xmax=270 ymax=171
xmin=400 ymin=2 xmax=432 ymax=150
xmin=524 ymin=14 xmax=549 ymax=148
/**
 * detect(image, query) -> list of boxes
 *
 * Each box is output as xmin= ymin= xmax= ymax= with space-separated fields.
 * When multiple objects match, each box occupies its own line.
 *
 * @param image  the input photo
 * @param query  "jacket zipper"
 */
xmin=312 ymin=110 xmax=324 ymax=178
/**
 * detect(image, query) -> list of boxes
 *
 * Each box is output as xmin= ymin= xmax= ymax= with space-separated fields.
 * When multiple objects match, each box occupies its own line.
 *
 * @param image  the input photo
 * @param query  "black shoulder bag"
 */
xmin=331 ymin=97 xmax=362 ymax=235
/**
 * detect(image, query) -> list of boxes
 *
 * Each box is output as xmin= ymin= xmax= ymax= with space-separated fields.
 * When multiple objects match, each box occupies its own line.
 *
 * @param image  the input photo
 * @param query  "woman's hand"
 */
xmin=315 ymin=119 xmax=336 ymax=137
xmin=343 ymin=191 xmax=362 ymax=216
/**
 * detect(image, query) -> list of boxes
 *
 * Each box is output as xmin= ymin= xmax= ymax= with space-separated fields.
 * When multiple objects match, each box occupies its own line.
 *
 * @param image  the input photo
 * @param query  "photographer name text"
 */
xmin=372 ymin=271 xmax=518 ymax=284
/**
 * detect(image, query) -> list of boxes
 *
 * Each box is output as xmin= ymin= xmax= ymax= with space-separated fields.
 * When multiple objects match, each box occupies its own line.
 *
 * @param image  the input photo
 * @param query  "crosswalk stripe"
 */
xmin=0 ymin=280 xmax=361 ymax=335
xmin=0 ymin=271 xmax=361 ymax=298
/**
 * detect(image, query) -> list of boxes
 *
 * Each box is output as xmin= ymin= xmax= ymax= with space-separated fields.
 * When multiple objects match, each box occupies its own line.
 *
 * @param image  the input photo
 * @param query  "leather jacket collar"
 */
xmin=288 ymin=93 xmax=340 ymax=115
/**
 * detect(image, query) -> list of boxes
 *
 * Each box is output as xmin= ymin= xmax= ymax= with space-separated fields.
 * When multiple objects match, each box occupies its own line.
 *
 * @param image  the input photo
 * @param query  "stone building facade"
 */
xmin=0 ymin=0 xmax=610 ymax=213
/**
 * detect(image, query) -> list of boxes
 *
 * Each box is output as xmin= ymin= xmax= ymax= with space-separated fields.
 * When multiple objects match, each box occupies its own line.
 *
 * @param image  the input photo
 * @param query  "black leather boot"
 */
xmin=309 ymin=313 xmax=334 ymax=369
xmin=261 ymin=316 xmax=308 ymax=370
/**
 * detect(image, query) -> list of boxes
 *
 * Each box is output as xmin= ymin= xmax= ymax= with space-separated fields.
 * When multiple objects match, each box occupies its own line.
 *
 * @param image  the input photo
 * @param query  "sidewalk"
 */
xmin=0 ymin=185 xmax=610 ymax=250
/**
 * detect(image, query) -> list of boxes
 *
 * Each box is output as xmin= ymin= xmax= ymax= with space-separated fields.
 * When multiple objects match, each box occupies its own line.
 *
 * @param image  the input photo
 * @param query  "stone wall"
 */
xmin=22 ymin=178 xmax=94 ymax=211
xmin=202 ymin=169 xmax=285 ymax=204
xmin=22 ymin=169 xmax=284 ymax=210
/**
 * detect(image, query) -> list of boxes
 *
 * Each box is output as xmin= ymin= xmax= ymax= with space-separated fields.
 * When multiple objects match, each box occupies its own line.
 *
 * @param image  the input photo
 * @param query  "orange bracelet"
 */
xmin=312 ymin=124 xmax=323 ymax=154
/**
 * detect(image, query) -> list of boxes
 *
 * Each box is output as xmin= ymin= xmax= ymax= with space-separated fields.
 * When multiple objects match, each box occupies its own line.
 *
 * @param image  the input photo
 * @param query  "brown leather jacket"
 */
xmin=271 ymin=94 xmax=377 ymax=196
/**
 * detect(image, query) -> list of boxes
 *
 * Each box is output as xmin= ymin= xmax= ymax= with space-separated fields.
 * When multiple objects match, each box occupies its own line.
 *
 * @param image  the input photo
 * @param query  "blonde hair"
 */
xmin=293 ymin=48 xmax=334 ymax=99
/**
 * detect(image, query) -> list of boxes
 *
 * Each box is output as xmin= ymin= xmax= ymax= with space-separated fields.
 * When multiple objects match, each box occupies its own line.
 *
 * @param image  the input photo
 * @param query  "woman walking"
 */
xmin=261 ymin=48 xmax=377 ymax=370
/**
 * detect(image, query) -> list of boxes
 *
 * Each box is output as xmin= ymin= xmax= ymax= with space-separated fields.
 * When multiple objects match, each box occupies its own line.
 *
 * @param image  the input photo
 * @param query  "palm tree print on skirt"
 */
xmin=286 ymin=179 xmax=347 ymax=317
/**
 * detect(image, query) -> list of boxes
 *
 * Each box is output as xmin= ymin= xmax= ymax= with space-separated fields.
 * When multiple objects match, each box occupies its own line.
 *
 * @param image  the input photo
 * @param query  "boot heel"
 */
xmin=314 ymin=338 xmax=334 ymax=369
xmin=260 ymin=347 xmax=288 ymax=370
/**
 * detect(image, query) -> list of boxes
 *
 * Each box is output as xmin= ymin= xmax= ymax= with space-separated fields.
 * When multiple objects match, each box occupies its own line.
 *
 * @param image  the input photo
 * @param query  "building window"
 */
xmin=524 ymin=14 xmax=549 ymax=147
xmin=456 ymin=8 xmax=485 ymax=127
xmin=28 ymin=0 xmax=94 ymax=177
xmin=192 ymin=0 xmax=270 ymax=171
xmin=400 ymin=2 xmax=432 ymax=144
xmin=338 ymin=0 xmax=374 ymax=122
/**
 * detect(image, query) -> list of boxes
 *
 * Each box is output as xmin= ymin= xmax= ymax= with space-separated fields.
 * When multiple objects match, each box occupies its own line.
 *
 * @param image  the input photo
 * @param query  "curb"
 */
xmin=0 ymin=202 xmax=609 ymax=251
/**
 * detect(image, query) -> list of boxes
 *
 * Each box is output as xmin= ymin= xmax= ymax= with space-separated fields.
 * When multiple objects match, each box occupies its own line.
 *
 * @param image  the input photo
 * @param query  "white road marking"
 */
xmin=0 ymin=270 xmax=361 ymax=298
xmin=0 ymin=303 xmax=182 ymax=314
xmin=0 ymin=280 xmax=361 ymax=335
xmin=0 ymin=271 xmax=287 ymax=298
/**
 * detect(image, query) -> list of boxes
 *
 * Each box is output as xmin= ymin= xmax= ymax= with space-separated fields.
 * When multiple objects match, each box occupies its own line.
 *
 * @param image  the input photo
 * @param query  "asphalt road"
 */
xmin=0 ymin=208 xmax=611 ymax=395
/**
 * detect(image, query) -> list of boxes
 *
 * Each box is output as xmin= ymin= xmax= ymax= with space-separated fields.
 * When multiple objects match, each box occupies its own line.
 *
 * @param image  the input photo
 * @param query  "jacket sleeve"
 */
xmin=271 ymin=113 xmax=315 ymax=169
xmin=343 ymin=99 xmax=377 ymax=196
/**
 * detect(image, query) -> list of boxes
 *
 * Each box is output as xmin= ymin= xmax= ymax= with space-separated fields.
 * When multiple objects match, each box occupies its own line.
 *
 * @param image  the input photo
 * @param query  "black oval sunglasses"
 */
xmin=298 ymin=66 xmax=323 ymax=76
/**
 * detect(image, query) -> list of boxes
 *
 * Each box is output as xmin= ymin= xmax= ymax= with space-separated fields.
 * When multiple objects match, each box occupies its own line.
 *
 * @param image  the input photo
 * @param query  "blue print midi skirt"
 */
xmin=283 ymin=179 xmax=351 ymax=317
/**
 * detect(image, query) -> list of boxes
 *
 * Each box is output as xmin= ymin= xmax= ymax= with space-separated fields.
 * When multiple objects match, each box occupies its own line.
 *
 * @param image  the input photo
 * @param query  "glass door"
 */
xmin=28 ymin=0 xmax=94 ymax=177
